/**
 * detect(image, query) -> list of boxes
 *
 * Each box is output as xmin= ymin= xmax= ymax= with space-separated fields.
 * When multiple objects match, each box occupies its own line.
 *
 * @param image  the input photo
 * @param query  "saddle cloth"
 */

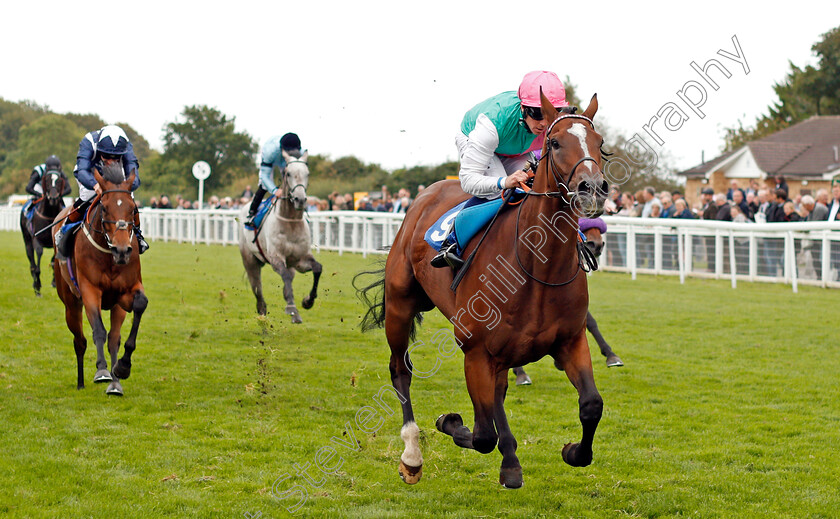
xmin=424 ymin=197 xmax=505 ymax=252
xmin=244 ymin=196 xmax=275 ymax=231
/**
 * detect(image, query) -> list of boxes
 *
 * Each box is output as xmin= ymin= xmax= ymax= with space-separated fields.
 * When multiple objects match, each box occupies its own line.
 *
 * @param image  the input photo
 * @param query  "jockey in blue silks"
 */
xmin=54 ymin=125 xmax=147 ymax=258
xmin=244 ymin=132 xmax=303 ymax=227
xmin=431 ymin=71 xmax=570 ymax=269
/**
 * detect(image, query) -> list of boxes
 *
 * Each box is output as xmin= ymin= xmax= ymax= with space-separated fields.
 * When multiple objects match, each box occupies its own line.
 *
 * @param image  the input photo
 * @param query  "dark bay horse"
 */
xmin=238 ymin=151 xmax=322 ymax=322
xmin=52 ymin=163 xmax=147 ymax=396
xmin=357 ymin=94 xmax=608 ymax=488
xmin=513 ymin=219 xmax=623 ymax=385
xmin=20 ymin=170 xmax=70 ymax=296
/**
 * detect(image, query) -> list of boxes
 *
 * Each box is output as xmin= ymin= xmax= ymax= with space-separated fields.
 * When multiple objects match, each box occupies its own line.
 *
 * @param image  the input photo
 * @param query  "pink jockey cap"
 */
xmin=518 ymin=71 xmax=568 ymax=108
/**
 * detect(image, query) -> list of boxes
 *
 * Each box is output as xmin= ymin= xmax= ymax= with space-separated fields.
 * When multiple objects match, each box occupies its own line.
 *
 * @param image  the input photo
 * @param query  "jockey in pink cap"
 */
xmin=431 ymin=70 xmax=570 ymax=269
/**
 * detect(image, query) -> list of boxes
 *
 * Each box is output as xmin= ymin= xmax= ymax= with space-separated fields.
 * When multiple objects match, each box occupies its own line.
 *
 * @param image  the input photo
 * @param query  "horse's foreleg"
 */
xmin=22 ymin=230 xmax=41 ymax=296
xmin=81 ymin=286 xmax=112 ymax=384
xmin=273 ymin=263 xmax=301 ymax=324
xmin=241 ymin=249 xmax=267 ymax=315
xmin=494 ymin=370 xmax=522 ymax=488
xmin=105 ymin=305 xmax=128 ymax=396
xmin=437 ymin=351 xmax=497 ymax=454
xmin=586 ymin=312 xmax=623 ymax=367
xmin=113 ymin=289 xmax=147 ymax=384
xmin=553 ymin=331 xmax=603 ymax=468
xmin=295 ymin=255 xmax=322 ymax=310
xmin=385 ymin=302 xmax=422 ymax=484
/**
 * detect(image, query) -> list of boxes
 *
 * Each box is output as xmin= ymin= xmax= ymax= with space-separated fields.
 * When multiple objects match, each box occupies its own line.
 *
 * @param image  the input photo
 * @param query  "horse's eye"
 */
xmin=550 ymin=139 xmax=561 ymax=150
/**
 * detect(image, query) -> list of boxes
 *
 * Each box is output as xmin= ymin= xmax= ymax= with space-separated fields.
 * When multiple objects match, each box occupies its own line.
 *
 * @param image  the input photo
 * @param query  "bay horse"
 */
xmin=52 ymin=162 xmax=147 ymax=396
xmin=357 ymin=93 xmax=608 ymax=488
xmin=238 ymin=150 xmax=322 ymax=322
xmin=512 ymin=218 xmax=623 ymax=385
xmin=20 ymin=170 xmax=70 ymax=296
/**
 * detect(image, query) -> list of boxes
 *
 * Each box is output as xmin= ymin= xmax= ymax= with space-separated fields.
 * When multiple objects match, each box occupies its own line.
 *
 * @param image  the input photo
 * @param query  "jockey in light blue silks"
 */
xmin=54 ymin=125 xmax=147 ymax=258
xmin=244 ymin=132 xmax=303 ymax=227
xmin=430 ymin=71 xmax=570 ymax=269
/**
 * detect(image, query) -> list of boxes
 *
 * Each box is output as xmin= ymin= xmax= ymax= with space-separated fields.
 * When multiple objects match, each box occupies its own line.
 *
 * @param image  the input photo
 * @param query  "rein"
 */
xmin=510 ymin=113 xmax=601 ymax=287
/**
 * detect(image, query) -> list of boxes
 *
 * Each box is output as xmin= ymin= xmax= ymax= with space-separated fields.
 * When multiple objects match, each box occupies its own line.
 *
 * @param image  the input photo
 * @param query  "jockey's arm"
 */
xmin=25 ymin=170 xmax=41 ymax=196
xmin=74 ymin=136 xmax=98 ymax=191
xmin=458 ymin=114 xmax=506 ymax=198
xmin=122 ymin=143 xmax=141 ymax=190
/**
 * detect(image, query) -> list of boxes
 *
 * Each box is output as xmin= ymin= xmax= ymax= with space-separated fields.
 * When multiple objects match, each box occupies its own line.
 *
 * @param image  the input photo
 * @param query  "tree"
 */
xmin=0 ymin=114 xmax=84 ymax=197
xmin=160 ymin=105 xmax=257 ymax=192
xmin=723 ymin=25 xmax=840 ymax=151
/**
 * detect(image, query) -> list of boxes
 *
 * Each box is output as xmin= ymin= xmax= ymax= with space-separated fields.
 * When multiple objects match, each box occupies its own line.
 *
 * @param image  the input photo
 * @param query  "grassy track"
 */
xmin=0 ymin=230 xmax=838 ymax=518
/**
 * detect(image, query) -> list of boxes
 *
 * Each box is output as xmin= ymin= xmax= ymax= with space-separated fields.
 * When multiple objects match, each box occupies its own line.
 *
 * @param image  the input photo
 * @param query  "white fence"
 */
xmin=5 ymin=206 xmax=840 ymax=291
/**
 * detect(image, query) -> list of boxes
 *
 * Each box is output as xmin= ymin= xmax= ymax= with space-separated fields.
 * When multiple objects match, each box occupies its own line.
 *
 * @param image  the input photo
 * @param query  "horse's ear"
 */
xmin=301 ymin=150 xmax=309 ymax=162
xmin=125 ymin=168 xmax=136 ymax=189
xmin=539 ymin=87 xmax=558 ymax=124
xmin=281 ymin=149 xmax=291 ymax=162
xmin=93 ymin=168 xmax=107 ymax=187
xmin=582 ymin=94 xmax=598 ymax=121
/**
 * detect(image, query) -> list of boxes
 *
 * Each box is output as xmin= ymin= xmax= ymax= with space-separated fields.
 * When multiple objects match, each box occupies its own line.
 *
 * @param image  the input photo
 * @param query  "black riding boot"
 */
xmin=55 ymin=198 xmax=89 ymax=258
xmin=431 ymin=235 xmax=464 ymax=269
xmin=245 ymin=186 xmax=267 ymax=227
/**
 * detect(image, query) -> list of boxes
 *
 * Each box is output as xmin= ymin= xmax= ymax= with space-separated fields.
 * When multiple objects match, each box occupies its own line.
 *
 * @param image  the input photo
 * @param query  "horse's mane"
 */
xmin=286 ymin=149 xmax=303 ymax=159
xmin=100 ymin=161 xmax=126 ymax=184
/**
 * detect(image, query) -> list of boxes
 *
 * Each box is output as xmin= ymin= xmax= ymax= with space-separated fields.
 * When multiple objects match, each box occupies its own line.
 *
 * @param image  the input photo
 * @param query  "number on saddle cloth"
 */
xmin=423 ymin=197 xmax=506 ymax=254
xmin=245 ymin=196 xmax=275 ymax=230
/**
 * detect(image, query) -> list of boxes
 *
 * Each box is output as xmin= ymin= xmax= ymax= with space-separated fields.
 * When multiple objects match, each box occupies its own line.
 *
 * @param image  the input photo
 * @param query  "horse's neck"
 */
xmin=277 ymin=198 xmax=303 ymax=221
xmin=517 ymin=197 xmax=579 ymax=264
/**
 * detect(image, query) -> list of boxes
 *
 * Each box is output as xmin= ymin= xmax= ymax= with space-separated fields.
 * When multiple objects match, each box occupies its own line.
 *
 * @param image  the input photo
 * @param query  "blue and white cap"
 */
xmin=97 ymin=125 xmax=130 ymax=155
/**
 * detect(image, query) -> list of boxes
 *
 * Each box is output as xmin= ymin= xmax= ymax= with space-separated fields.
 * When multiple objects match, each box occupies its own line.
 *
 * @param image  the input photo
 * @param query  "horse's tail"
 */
xmin=353 ymin=260 xmax=423 ymax=340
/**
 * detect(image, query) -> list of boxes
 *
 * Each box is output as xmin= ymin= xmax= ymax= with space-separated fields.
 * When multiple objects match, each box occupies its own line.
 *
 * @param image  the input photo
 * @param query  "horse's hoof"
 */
xmin=499 ymin=466 xmax=523 ymax=488
xmin=561 ymin=442 xmax=592 ymax=467
xmin=112 ymin=360 xmax=131 ymax=380
xmin=606 ymin=355 xmax=624 ymax=367
xmin=106 ymin=381 xmax=124 ymax=396
xmin=35 ymin=292 xmax=42 ymax=298
xmin=398 ymin=460 xmax=422 ymax=485
xmin=286 ymin=305 xmax=302 ymax=324
xmin=301 ymin=296 xmax=314 ymax=310
xmin=93 ymin=370 xmax=113 ymax=383
xmin=435 ymin=413 xmax=463 ymax=434
xmin=515 ymin=373 xmax=532 ymax=386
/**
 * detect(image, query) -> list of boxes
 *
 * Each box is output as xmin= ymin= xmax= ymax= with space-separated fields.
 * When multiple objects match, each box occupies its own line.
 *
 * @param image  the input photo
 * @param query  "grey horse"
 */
xmin=238 ymin=150 xmax=322 ymax=322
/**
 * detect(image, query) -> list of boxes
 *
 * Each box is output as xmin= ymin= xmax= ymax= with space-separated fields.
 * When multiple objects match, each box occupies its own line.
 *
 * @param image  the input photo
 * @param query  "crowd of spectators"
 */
xmin=142 ymin=184 xmax=425 ymax=214
xmin=607 ymin=176 xmax=840 ymax=224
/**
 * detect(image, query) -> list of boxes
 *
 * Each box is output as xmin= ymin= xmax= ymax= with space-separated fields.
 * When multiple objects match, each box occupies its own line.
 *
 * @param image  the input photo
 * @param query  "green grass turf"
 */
xmin=0 ymin=230 xmax=838 ymax=518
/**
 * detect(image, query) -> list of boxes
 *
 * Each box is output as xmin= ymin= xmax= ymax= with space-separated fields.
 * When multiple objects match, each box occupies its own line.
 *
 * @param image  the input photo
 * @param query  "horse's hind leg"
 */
xmin=553 ymin=331 xmax=603 ymax=467
xmin=64 ymin=300 xmax=87 ymax=389
xmin=295 ymin=254 xmax=322 ymax=310
xmin=494 ymin=369 xmax=522 ymax=488
xmin=241 ymin=249 xmax=267 ymax=315
xmin=512 ymin=366 xmax=531 ymax=385
xmin=586 ymin=311 xmax=623 ymax=367
xmin=385 ymin=299 xmax=424 ymax=484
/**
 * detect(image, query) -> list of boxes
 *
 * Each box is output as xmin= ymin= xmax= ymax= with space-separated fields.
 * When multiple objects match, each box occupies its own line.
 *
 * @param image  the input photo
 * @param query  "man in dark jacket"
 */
xmin=714 ymin=194 xmax=732 ymax=221
xmin=766 ymin=189 xmax=789 ymax=223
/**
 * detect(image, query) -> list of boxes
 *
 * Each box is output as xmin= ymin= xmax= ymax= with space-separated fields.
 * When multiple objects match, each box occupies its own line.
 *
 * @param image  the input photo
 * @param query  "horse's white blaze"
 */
xmin=400 ymin=421 xmax=423 ymax=467
xmin=568 ymin=123 xmax=593 ymax=173
xmin=117 ymin=199 xmax=123 ymax=207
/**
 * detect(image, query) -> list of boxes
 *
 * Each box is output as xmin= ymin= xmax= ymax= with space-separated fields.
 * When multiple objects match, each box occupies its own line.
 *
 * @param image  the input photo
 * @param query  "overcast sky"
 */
xmin=3 ymin=1 xmax=838 ymax=174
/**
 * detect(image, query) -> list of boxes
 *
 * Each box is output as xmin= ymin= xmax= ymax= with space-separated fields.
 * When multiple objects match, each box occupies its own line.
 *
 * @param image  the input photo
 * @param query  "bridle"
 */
xmin=276 ymin=159 xmax=309 ymax=221
xmin=512 ymin=113 xmax=602 ymax=286
xmin=84 ymin=189 xmax=138 ymax=254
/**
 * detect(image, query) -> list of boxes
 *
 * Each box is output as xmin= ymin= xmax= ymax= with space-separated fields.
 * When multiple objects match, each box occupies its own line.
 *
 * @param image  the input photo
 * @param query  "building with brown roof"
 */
xmin=678 ymin=116 xmax=840 ymax=206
